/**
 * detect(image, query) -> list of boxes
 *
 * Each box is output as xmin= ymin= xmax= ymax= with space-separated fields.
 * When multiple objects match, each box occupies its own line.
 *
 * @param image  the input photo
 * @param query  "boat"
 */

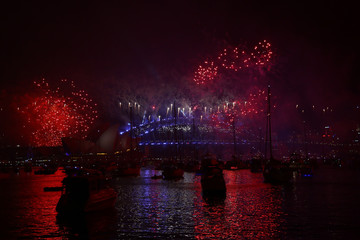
xmin=224 ymin=157 xmax=239 ymax=170
xmin=114 ymin=162 xmax=141 ymax=177
xmin=161 ymin=101 xmax=185 ymax=180
xmin=34 ymin=166 xmax=58 ymax=175
xmin=112 ymin=106 xmax=142 ymax=178
xmin=151 ymin=174 xmax=162 ymax=179
xmin=250 ymin=156 xmax=263 ymax=173
xmin=56 ymin=169 xmax=117 ymax=215
xmin=263 ymin=158 xmax=293 ymax=184
xmin=200 ymin=155 xmax=226 ymax=199
xmin=288 ymin=153 xmax=314 ymax=177
xmin=183 ymin=160 xmax=200 ymax=172
xmin=162 ymin=162 xmax=184 ymax=180
xmin=262 ymin=84 xmax=293 ymax=184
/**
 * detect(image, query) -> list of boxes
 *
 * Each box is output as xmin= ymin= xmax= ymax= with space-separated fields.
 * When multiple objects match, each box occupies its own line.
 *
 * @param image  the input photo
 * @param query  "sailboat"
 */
xmin=115 ymin=106 xmax=141 ymax=177
xmin=184 ymin=119 xmax=201 ymax=173
xmin=162 ymin=101 xmax=184 ymax=180
xmin=250 ymin=154 xmax=263 ymax=173
xmin=56 ymin=168 xmax=117 ymax=215
xmin=263 ymin=84 xmax=293 ymax=184
xmin=200 ymin=153 xmax=226 ymax=199
xmin=161 ymin=160 xmax=184 ymax=180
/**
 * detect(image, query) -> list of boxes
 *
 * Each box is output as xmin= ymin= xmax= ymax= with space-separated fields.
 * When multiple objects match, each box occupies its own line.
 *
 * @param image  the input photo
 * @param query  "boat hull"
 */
xmin=263 ymin=166 xmax=293 ymax=184
xmin=115 ymin=167 xmax=140 ymax=177
xmin=162 ymin=168 xmax=184 ymax=180
xmin=201 ymin=175 xmax=226 ymax=197
xmin=56 ymin=189 xmax=117 ymax=214
xmin=84 ymin=190 xmax=117 ymax=212
xmin=250 ymin=158 xmax=263 ymax=173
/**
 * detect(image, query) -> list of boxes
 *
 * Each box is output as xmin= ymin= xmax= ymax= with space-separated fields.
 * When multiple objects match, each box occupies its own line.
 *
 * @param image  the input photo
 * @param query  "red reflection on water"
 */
xmin=24 ymin=169 xmax=65 ymax=235
xmin=193 ymin=170 xmax=285 ymax=239
xmin=0 ymin=168 xmax=66 ymax=238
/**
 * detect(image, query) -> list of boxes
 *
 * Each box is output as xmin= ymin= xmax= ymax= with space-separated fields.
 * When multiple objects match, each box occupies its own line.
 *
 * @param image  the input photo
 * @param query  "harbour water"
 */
xmin=0 ymin=166 xmax=359 ymax=239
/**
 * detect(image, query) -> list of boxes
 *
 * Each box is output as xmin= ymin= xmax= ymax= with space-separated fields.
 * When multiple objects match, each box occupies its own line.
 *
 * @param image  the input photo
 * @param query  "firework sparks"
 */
xmin=209 ymin=87 xmax=267 ymax=129
xmin=194 ymin=40 xmax=273 ymax=85
xmin=18 ymin=79 xmax=98 ymax=147
xmin=193 ymin=61 xmax=218 ymax=85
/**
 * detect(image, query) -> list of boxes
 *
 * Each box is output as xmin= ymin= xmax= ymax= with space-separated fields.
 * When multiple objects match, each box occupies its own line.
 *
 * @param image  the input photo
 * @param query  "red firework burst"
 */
xmin=193 ymin=40 xmax=273 ymax=85
xmin=209 ymin=87 xmax=267 ymax=129
xmin=18 ymin=79 xmax=98 ymax=147
xmin=193 ymin=61 xmax=218 ymax=85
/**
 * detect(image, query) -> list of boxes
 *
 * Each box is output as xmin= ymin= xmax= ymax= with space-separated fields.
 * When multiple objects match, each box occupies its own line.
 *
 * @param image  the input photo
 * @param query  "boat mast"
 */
xmin=303 ymin=120 xmax=308 ymax=160
xmin=173 ymin=101 xmax=178 ymax=160
xmin=232 ymin=116 xmax=236 ymax=159
xmin=130 ymin=106 xmax=134 ymax=157
xmin=192 ymin=118 xmax=197 ymax=161
xmin=265 ymin=84 xmax=273 ymax=160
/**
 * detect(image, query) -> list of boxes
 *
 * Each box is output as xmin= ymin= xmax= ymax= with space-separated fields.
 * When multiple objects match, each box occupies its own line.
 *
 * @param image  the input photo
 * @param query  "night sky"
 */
xmin=1 ymin=0 xmax=359 ymax=145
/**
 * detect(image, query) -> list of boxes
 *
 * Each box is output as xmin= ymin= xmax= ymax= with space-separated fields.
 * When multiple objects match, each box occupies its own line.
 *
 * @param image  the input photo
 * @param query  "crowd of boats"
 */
xmin=54 ymin=152 xmax=322 ymax=214
xmin=0 ymin=149 xmax=350 ymax=216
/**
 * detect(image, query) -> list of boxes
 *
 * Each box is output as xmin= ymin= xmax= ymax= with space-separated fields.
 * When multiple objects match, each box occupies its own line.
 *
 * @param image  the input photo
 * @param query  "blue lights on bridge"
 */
xmin=116 ymin=115 xmax=255 ymax=147
xmin=138 ymin=141 xmax=239 ymax=146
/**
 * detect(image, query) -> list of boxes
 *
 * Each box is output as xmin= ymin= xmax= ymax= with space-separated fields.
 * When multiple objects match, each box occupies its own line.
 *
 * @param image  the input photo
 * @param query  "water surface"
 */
xmin=0 ymin=167 xmax=359 ymax=239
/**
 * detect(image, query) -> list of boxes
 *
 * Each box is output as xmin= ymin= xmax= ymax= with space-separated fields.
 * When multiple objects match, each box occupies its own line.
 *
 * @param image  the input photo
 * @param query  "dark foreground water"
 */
xmin=1 ymin=166 xmax=360 ymax=239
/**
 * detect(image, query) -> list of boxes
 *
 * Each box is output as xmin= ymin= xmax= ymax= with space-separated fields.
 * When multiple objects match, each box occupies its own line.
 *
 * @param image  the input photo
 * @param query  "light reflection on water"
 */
xmin=0 ymin=169 xmax=65 ymax=239
xmin=0 ymin=167 xmax=359 ymax=239
xmin=194 ymin=171 xmax=285 ymax=239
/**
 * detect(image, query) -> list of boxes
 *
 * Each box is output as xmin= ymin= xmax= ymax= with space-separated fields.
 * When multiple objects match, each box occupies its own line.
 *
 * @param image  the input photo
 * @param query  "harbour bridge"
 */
xmin=114 ymin=107 xmax=340 ymax=161
xmin=119 ymin=110 xmax=267 ymax=161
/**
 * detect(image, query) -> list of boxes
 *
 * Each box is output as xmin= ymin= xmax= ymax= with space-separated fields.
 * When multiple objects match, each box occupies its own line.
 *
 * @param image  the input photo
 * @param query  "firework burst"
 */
xmin=18 ymin=79 xmax=98 ymax=147
xmin=194 ymin=40 xmax=273 ymax=85
xmin=209 ymin=87 xmax=267 ymax=128
xmin=193 ymin=61 xmax=218 ymax=85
